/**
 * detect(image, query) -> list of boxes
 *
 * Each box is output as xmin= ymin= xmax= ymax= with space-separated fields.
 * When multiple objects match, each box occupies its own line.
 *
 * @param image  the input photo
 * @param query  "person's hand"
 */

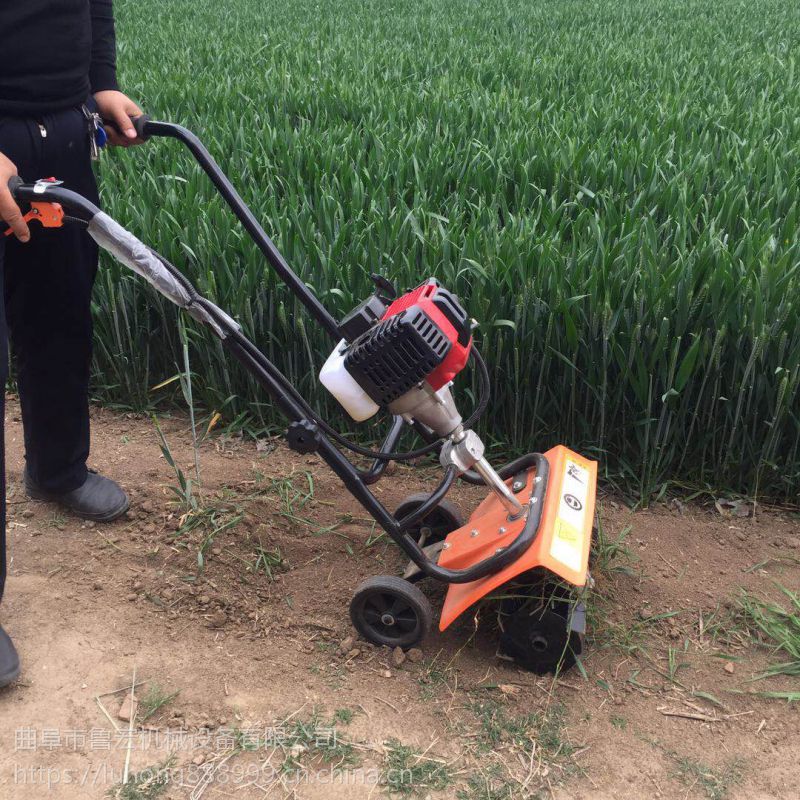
xmin=93 ymin=90 xmax=145 ymax=147
xmin=0 ymin=151 xmax=29 ymax=242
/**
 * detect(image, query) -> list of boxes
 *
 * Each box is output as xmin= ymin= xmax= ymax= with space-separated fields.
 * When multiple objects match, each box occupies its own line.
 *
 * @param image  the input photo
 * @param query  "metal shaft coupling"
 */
xmin=441 ymin=429 xmax=525 ymax=518
xmin=439 ymin=429 xmax=484 ymax=472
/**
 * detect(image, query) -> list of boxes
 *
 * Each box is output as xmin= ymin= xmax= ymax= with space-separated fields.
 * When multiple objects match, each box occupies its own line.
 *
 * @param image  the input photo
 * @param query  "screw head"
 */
xmin=442 ymin=542 xmax=451 ymax=550
xmin=535 ymin=476 xmax=542 ymax=483
xmin=495 ymin=547 xmax=505 ymax=554
xmin=531 ymin=497 xmax=538 ymax=504
xmin=512 ymin=481 xmax=524 ymax=491
xmin=498 ymin=526 xmax=506 ymax=535
xmin=470 ymin=529 xmax=479 ymax=538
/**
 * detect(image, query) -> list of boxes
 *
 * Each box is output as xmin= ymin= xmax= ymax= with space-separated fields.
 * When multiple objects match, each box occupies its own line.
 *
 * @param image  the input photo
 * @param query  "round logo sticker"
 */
xmin=563 ymin=493 xmax=583 ymax=511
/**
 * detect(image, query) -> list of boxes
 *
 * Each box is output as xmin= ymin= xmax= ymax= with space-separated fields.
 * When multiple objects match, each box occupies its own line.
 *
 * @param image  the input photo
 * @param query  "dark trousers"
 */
xmin=0 ymin=104 xmax=99 ymax=601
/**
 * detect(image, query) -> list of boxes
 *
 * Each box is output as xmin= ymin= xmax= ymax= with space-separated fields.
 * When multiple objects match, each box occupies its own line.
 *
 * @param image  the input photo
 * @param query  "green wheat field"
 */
xmin=94 ymin=0 xmax=800 ymax=501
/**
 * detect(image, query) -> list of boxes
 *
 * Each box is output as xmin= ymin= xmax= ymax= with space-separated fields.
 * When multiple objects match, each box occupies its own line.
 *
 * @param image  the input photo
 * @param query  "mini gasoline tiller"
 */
xmin=2 ymin=118 xmax=597 ymax=674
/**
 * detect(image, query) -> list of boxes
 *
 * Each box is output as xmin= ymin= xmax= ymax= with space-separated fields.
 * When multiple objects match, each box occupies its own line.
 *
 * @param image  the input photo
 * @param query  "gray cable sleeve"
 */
xmin=87 ymin=212 xmax=193 ymax=308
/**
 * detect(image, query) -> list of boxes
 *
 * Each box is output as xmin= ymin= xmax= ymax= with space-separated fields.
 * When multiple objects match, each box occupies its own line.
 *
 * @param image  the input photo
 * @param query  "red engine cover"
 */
xmin=382 ymin=280 xmax=472 ymax=391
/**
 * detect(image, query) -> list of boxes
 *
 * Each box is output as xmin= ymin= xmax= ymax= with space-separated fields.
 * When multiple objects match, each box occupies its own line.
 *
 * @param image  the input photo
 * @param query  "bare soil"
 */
xmin=1 ymin=398 xmax=798 ymax=799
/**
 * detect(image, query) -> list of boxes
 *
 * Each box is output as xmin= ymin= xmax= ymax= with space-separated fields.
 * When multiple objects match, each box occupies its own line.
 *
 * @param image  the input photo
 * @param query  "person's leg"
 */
xmin=4 ymin=106 xmax=98 ymax=494
xmin=4 ymin=104 xmax=126 ymax=520
xmin=0 ymin=113 xmax=27 ymax=687
xmin=0 ymin=218 xmax=20 ymax=688
xmin=0 ymin=239 xmax=8 ymax=604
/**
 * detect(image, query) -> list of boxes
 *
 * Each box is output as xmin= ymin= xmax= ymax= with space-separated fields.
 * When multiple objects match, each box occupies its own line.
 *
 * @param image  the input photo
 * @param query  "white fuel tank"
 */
xmin=319 ymin=339 xmax=380 ymax=422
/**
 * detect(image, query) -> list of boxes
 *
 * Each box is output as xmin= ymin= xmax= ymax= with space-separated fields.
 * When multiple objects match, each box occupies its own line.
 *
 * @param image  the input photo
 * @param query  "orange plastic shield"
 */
xmin=438 ymin=445 xmax=597 ymax=631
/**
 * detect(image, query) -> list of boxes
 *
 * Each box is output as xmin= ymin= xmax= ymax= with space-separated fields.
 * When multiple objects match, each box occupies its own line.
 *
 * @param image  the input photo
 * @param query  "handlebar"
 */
xmin=5 ymin=177 xmax=101 ymax=219
xmin=102 ymin=114 xmax=152 ymax=141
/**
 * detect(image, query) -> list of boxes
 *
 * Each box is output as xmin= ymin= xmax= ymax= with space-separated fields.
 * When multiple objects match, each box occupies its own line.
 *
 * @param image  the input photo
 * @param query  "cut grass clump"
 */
xmin=738 ymin=584 xmax=800 ymax=699
xmin=382 ymin=738 xmax=452 ymax=796
xmin=456 ymin=769 xmax=515 ymax=800
xmin=107 ymin=758 xmax=174 ymax=800
xmin=138 ymin=683 xmax=180 ymax=723
xmin=279 ymin=712 xmax=360 ymax=772
xmin=470 ymin=699 xmax=575 ymax=761
xmin=673 ymin=755 xmax=743 ymax=800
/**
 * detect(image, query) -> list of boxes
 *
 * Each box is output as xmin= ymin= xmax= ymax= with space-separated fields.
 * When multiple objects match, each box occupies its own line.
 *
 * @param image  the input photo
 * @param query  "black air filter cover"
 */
xmin=344 ymin=307 xmax=451 ymax=406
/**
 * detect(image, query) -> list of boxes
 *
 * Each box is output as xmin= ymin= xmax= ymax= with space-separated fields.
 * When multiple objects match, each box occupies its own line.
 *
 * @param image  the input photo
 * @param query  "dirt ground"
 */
xmin=0 ymin=397 xmax=798 ymax=800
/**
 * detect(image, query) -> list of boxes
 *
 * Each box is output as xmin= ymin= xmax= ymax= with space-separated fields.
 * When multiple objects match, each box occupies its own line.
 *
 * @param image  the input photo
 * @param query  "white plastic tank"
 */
xmin=319 ymin=340 xmax=380 ymax=422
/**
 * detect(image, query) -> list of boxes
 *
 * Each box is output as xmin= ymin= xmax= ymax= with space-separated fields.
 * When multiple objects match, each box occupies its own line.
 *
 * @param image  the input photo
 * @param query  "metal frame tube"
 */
xmin=472 ymin=457 xmax=524 ymax=517
xmin=142 ymin=120 xmax=342 ymax=340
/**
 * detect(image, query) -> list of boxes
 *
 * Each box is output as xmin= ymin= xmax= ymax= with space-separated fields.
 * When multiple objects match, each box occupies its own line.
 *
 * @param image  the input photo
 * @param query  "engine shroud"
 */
xmin=344 ymin=280 xmax=472 ymax=407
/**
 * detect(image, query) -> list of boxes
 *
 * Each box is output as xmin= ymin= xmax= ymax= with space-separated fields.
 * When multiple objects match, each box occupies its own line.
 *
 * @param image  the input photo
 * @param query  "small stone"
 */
xmin=208 ymin=611 xmax=227 ymax=628
xmin=724 ymin=662 xmax=735 ymax=674
xmin=86 ymin=520 xmax=96 ymax=529
xmin=141 ymin=501 xmax=155 ymax=514
xmin=117 ymin=694 xmax=138 ymax=722
xmin=92 ymin=581 xmax=103 ymax=591
xmin=198 ymin=595 xmax=211 ymax=605
xmin=783 ymin=536 xmax=800 ymax=550
xmin=132 ymin=580 xmax=143 ymax=590
xmin=192 ymin=754 xmax=205 ymax=766
xmin=339 ymin=636 xmax=354 ymax=654
xmin=391 ymin=646 xmax=406 ymax=668
xmin=143 ymin=524 xmax=156 ymax=535
xmin=126 ymin=593 xmax=137 ymax=602
xmin=346 ymin=648 xmax=360 ymax=659
xmin=637 ymin=607 xmax=652 ymax=621
xmin=22 ymin=509 xmax=34 ymax=519
xmin=407 ymin=648 xmax=424 ymax=663
xmin=736 ymin=531 xmax=747 ymax=542
xmin=211 ymin=547 xmax=222 ymax=556
xmin=381 ymin=669 xmax=392 ymax=678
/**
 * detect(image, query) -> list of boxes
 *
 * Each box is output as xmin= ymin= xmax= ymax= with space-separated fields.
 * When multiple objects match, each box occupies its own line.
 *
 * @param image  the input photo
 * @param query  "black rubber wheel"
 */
xmin=499 ymin=603 xmax=584 ymax=675
xmin=350 ymin=575 xmax=433 ymax=648
xmin=394 ymin=493 xmax=464 ymax=544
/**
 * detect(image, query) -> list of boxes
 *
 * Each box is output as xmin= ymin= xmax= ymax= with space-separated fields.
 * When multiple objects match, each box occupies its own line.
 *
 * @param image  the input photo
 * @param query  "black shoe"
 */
xmin=25 ymin=470 xmax=129 ymax=523
xmin=0 ymin=625 xmax=20 ymax=688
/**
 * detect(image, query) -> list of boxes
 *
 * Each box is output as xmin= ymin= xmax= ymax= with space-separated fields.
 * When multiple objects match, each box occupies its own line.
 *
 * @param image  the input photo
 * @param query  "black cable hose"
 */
xmin=232 ymin=327 xmax=491 ymax=462
xmin=229 ymin=322 xmax=482 ymax=461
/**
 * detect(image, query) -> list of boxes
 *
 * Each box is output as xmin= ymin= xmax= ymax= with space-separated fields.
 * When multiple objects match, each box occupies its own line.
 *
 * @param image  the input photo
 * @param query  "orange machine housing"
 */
xmin=438 ymin=445 xmax=597 ymax=631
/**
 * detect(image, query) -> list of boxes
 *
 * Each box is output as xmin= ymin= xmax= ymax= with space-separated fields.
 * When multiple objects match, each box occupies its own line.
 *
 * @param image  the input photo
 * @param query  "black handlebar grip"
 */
xmin=7 ymin=175 xmax=24 ymax=199
xmin=132 ymin=114 xmax=152 ymax=141
xmin=102 ymin=114 xmax=152 ymax=141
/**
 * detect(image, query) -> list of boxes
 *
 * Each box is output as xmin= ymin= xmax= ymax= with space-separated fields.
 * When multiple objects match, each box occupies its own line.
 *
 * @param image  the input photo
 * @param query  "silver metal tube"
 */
xmin=473 ymin=457 xmax=524 ymax=518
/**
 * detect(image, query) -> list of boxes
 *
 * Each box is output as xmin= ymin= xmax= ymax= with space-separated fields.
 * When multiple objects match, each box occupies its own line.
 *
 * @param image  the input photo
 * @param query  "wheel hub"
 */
xmin=499 ymin=603 xmax=585 ymax=675
xmin=530 ymin=634 xmax=549 ymax=652
xmin=349 ymin=575 xmax=433 ymax=649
